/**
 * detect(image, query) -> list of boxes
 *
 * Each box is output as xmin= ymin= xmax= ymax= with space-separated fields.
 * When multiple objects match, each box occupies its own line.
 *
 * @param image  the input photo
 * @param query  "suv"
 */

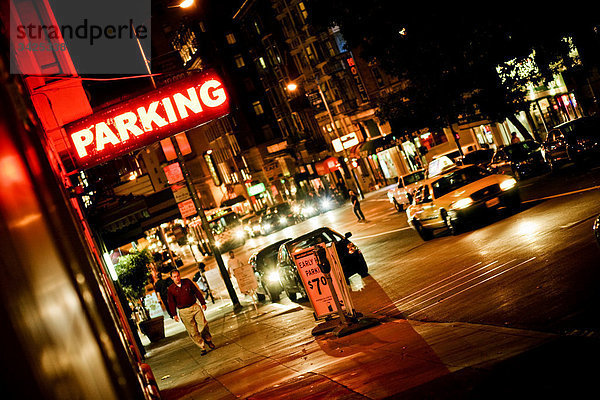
xmin=544 ymin=116 xmax=600 ymax=168
xmin=387 ymin=169 xmax=426 ymax=211
xmin=406 ymin=165 xmax=520 ymax=240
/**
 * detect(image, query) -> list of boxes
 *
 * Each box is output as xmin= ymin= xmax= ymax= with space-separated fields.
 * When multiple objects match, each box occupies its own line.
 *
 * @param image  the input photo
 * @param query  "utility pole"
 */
xmin=170 ymin=136 xmax=242 ymax=311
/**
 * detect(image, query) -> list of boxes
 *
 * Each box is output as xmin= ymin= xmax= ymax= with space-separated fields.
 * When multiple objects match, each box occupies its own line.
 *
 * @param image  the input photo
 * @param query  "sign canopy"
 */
xmin=64 ymin=69 xmax=230 ymax=170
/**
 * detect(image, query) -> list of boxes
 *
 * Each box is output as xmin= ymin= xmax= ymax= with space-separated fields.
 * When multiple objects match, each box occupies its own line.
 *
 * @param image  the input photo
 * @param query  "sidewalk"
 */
xmin=144 ymin=278 xmax=599 ymax=399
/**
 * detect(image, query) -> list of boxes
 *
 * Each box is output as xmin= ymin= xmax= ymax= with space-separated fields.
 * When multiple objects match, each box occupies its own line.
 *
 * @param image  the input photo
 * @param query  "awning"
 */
xmin=220 ymin=195 xmax=247 ymax=207
xmin=359 ymin=135 xmax=403 ymax=157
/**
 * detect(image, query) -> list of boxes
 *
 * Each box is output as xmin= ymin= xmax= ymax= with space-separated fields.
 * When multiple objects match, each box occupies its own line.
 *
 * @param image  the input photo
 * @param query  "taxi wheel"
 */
xmin=413 ymin=220 xmax=433 ymax=241
xmin=393 ymin=200 xmax=402 ymax=212
xmin=442 ymin=210 xmax=459 ymax=236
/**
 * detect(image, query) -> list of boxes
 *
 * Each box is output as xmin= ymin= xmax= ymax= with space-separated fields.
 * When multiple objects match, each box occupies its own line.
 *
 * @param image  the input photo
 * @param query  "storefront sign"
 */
xmin=247 ymin=182 xmax=266 ymax=197
xmin=267 ymin=141 xmax=287 ymax=153
xmin=332 ymin=132 xmax=359 ymax=152
xmin=203 ymin=151 xmax=222 ymax=187
xmin=65 ymin=70 xmax=230 ymax=169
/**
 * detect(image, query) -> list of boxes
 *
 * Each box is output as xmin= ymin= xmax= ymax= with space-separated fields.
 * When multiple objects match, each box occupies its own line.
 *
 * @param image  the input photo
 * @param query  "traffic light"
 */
xmin=453 ymin=132 xmax=460 ymax=141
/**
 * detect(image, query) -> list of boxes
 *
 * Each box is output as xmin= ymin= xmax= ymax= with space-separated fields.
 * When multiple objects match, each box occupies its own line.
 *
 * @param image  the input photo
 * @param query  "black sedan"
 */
xmin=544 ymin=116 xmax=600 ymax=169
xmin=276 ymin=227 xmax=369 ymax=301
xmin=487 ymin=141 xmax=549 ymax=180
xmin=248 ymin=238 xmax=291 ymax=302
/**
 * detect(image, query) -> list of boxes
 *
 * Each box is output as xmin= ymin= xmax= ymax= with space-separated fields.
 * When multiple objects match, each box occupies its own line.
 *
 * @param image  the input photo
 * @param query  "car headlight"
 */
xmin=500 ymin=178 xmax=517 ymax=191
xmin=214 ymin=240 xmax=221 ymax=248
xmin=235 ymin=229 xmax=246 ymax=240
xmin=266 ymin=270 xmax=280 ymax=283
xmin=303 ymin=206 xmax=315 ymax=216
xmin=252 ymin=225 xmax=261 ymax=232
xmin=321 ymin=199 xmax=331 ymax=209
xmin=387 ymin=192 xmax=394 ymax=202
xmin=451 ymin=197 xmax=473 ymax=210
xmin=263 ymin=223 xmax=271 ymax=230
xmin=279 ymin=216 xmax=287 ymax=224
xmin=292 ymin=205 xmax=300 ymax=213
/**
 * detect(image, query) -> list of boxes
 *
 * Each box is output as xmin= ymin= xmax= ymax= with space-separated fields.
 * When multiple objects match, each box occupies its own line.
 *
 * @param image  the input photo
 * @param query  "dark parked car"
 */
xmin=487 ymin=141 xmax=549 ymax=180
xmin=249 ymin=238 xmax=291 ymax=302
xmin=544 ymin=116 xmax=600 ymax=169
xmin=259 ymin=203 xmax=300 ymax=235
xmin=461 ymin=149 xmax=494 ymax=167
xmin=276 ymin=227 xmax=369 ymax=301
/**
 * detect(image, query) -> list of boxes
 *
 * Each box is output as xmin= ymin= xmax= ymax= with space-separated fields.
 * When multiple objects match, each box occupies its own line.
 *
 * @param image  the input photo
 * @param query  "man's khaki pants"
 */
xmin=178 ymin=303 xmax=212 ymax=350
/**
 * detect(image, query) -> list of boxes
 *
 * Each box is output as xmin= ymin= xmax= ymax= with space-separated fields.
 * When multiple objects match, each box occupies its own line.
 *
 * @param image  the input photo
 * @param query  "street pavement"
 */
xmin=144 ymin=275 xmax=600 ymax=399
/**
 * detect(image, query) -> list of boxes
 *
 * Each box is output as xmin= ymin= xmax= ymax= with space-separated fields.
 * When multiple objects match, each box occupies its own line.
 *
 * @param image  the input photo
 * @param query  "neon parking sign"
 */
xmin=64 ymin=70 xmax=230 ymax=170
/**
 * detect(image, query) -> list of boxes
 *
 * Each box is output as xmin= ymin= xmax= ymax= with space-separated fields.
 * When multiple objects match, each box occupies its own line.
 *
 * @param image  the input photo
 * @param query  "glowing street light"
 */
xmin=286 ymin=82 xmax=298 ymax=92
xmin=179 ymin=0 xmax=194 ymax=8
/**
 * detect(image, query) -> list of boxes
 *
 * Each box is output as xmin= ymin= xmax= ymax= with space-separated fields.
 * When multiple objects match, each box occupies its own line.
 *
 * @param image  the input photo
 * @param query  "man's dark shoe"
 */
xmin=200 ymin=349 xmax=208 ymax=356
xmin=207 ymin=341 xmax=216 ymax=349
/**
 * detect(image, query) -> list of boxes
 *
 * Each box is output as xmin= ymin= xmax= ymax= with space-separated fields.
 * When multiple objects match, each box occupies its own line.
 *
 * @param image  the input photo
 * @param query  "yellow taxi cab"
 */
xmin=406 ymin=162 xmax=520 ymax=240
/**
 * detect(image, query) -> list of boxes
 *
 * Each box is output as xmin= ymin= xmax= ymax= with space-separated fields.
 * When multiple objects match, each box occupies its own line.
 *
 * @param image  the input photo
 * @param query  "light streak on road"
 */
xmin=405 ymin=257 xmax=537 ymax=318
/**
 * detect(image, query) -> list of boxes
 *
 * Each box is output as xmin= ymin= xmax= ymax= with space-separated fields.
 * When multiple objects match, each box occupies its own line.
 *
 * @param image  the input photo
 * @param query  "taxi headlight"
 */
xmin=235 ymin=229 xmax=246 ymax=240
xmin=263 ymin=223 xmax=271 ymax=230
xmin=292 ymin=205 xmax=300 ymax=213
xmin=451 ymin=197 xmax=473 ymax=210
xmin=279 ymin=217 xmax=287 ymax=224
xmin=214 ymin=240 xmax=221 ymax=248
xmin=321 ymin=199 xmax=331 ymax=209
xmin=266 ymin=270 xmax=280 ymax=283
xmin=500 ymin=178 xmax=517 ymax=191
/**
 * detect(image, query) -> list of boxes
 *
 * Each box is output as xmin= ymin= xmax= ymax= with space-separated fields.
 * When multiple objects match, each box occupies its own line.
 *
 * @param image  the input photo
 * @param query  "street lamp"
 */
xmin=287 ymin=80 xmax=364 ymax=199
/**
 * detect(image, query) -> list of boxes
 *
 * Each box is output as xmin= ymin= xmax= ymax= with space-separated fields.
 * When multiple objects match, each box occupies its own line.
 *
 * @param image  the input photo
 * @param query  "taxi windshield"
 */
xmin=431 ymin=166 xmax=489 ymax=198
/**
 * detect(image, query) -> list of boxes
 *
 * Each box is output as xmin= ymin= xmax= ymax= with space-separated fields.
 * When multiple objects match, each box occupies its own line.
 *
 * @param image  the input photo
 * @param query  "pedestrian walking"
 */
xmin=349 ymin=190 xmax=365 ymax=222
xmin=227 ymin=250 xmax=244 ymax=277
xmin=511 ymin=132 xmax=521 ymax=144
xmin=167 ymin=269 xmax=216 ymax=355
xmin=153 ymin=271 xmax=174 ymax=317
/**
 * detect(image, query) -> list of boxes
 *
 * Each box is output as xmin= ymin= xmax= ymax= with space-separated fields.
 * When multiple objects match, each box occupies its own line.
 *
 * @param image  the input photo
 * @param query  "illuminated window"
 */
xmin=234 ymin=54 xmax=245 ymax=68
xmin=257 ymin=57 xmax=267 ymax=69
xmin=298 ymin=2 xmax=308 ymax=20
xmin=252 ymin=101 xmax=264 ymax=115
xmin=225 ymin=33 xmax=236 ymax=45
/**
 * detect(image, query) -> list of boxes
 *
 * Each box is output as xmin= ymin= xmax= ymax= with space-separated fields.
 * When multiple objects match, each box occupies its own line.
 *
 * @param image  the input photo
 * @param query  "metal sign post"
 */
xmin=290 ymin=242 xmax=378 ymax=337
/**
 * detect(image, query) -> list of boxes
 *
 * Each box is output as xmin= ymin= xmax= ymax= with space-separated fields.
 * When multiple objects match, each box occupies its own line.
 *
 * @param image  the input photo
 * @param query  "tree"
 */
xmin=114 ymin=248 xmax=154 ymax=319
xmin=310 ymin=2 xmax=600 ymax=141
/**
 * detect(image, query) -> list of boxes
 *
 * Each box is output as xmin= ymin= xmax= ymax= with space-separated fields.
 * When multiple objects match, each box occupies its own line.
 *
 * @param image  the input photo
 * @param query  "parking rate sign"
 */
xmin=292 ymin=248 xmax=346 ymax=319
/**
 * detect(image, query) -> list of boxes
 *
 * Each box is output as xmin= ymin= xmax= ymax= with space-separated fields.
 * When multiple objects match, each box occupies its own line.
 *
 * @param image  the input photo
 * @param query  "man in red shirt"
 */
xmin=167 ymin=269 xmax=216 ymax=355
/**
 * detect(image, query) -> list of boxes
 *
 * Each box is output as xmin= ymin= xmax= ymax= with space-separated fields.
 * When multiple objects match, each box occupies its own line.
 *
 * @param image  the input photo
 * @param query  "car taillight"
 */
xmin=347 ymin=243 xmax=358 ymax=254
